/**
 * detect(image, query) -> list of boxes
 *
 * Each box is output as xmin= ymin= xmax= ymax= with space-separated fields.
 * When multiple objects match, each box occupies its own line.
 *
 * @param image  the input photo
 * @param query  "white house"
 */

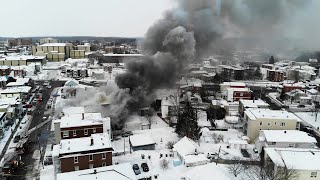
xmin=255 ymin=130 xmax=317 ymax=153
xmin=264 ymin=148 xmax=320 ymax=180
xmin=173 ymin=136 xmax=209 ymax=167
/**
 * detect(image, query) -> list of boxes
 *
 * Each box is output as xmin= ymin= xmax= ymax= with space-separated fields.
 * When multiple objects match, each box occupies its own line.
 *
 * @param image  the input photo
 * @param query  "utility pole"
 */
xmin=216 ymin=146 xmax=221 ymax=165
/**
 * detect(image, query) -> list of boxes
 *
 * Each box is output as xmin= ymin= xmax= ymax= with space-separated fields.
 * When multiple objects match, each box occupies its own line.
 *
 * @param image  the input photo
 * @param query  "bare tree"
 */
xmin=166 ymin=141 xmax=175 ymax=150
xmin=227 ymin=157 xmax=244 ymax=177
xmin=160 ymin=159 xmax=170 ymax=170
xmin=311 ymin=95 xmax=320 ymax=122
xmin=242 ymin=160 xmax=299 ymax=180
xmin=211 ymin=133 xmax=224 ymax=143
xmin=145 ymin=108 xmax=154 ymax=129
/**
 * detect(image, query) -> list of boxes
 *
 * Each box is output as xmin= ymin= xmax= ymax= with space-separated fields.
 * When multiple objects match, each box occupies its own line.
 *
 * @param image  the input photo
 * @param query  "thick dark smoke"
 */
xmin=107 ymin=0 xmax=319 ymax=125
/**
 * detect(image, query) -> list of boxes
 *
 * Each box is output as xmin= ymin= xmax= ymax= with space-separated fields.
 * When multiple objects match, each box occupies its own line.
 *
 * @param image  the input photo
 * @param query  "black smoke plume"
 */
xmin=107 ymin=0 xmax=319 ymax=125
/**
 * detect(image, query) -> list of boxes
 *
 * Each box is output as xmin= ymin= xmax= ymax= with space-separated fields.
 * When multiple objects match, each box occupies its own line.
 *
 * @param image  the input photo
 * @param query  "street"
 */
xmin=3 ymin=80 xmax=65 ymax=180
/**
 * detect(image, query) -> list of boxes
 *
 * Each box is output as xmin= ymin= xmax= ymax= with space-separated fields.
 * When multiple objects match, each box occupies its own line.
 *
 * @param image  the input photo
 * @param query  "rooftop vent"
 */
xmin=310 ymin=151 xmax=315 ymax=155
xmin=90 ymin=137 xmax=94 ymax=146
xmin=284 ymin=131 xmax=287 ymax=134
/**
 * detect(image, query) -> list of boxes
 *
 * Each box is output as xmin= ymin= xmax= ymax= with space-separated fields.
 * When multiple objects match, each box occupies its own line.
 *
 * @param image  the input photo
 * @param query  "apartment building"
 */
xmin=244 ymin=109 xmax=301 ymax=142
xmin=264 ymin=148 xmax=320 ymax=180
xmin=239 ymin=99 xmax=269 ymax=117
xmin=53 ymin=133 xmax=113 ymax=173
xmin=226 ymin=87 xmax=252 ymax=102
xmin=54 ymin=112 xmax=111 ymax=144
xmin=255 ymin=130 xmax=317 ymax=153
xmin=32 ymin=43 xmax=73 ymax=61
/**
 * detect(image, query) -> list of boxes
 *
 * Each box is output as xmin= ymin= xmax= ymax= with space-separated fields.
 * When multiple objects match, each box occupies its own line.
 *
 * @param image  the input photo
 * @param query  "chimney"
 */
xmin=284 ymin=131 xmax=287 ymax=134
xmin=82 ymin=113 xmax=84 ymax=120
xmin=90 ymin=137 xmax=94 ymax=146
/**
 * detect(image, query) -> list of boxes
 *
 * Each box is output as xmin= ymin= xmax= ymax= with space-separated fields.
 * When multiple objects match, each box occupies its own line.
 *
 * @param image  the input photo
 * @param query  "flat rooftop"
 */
xmin=261 ymin=130 xmax=317 ymax=143
xmin=62 ymin=106 xmax=85 ymax=116
xmin=39 ymin=43 xmax=66 ymax=47
xmin=221 ymin=82 xmax=246 ymax=87
xmin=240 ymin=99 xmax=269 ymax=108
xmin=130 ymin=134 xmax=156 ymax=147
xmin=56 ymin=163 xmax=137 ymax=180
xmin=245 ymin=109 xmax=299 ymax=121
xmin=59 ymin=133 xmax=112 ymax=155
xmin=265 ymin=148 xmax=320 ymax=171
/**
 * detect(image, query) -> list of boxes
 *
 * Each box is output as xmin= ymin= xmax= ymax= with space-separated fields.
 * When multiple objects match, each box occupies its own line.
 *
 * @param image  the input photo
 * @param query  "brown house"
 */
xmin=57 ymin=133 xmax=113 ymax=173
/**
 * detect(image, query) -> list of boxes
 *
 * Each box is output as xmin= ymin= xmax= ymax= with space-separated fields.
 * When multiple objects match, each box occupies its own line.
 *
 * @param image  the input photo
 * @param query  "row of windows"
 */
xmin=62 ymin=128 xmax=97 ymax=138
xmin=74 ymin=162 xmax=107 ymax=171
xmin=74 ymin=153 xmax=107 ymax=163
xmin=259 ymin=122 xmax=286 ymax=126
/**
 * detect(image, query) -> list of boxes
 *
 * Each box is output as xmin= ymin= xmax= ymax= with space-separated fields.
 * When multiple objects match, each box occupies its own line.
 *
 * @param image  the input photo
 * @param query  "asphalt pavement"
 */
xmin=3 ymin=80 xmax=65 ymax=180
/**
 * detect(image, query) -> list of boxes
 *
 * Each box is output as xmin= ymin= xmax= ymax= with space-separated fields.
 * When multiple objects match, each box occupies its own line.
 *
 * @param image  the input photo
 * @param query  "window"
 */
xmin=73 ymin=130 xmax=77 ymax=137
xmin=240 ymin=93 xmax=244 ymax=96
xmin=84 ymin=129 xmax=88 ymax=135
xmin=74 ymin=156 xmax=78 ymax=163
xmin=63 ymin=131 xmax=69 ymax=138
xmin=93 ymin=128 xmax=96 ymax=133
xmin=74 ymin=166 xmax=79 ymax=171
xmin=311 ymin=172 xmax=317 ymax=178
xmin=289 ymin=144 xmax=294 ymax=148
xmin=280 ymin=122 xmax=286 ymax=127
xmin=268 ymin=123 xmax=271 ymax=126
xmin=260 ymin=122 xmax=262 ymax=126
xmin=102 ymin=162 xmax=106 ymax=167
xmin=275 ymin=122 xmax=277 ymax=125
xmin=271 ymin=142 xmax=276 ymax=145
xmin=102 ymin=153 xmax=106 ymax=159
xmin=89 ymin=154 xmax=93 ymax=161
xmin=89 ymin=164 xmax=94 ymax=169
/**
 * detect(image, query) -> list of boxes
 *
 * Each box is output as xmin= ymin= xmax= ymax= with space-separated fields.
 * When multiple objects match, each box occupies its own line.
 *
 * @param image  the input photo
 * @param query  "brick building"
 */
xmin=54 ymin=113 xmax=111 ymax=144
xmin=0 ymin=66 xmax=11 ymax=76
xmin=54 ymin=133 xmax=113 ymax=173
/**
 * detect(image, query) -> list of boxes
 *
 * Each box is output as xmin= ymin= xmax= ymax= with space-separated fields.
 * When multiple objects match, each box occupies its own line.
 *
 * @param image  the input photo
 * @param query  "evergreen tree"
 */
xmin=175 ymin=102 xmax=201 ymax=140
xmin=269 ymin=56 xmax=275 ymax=64
xmin=254 ymin=67 xmax=262 ymax=80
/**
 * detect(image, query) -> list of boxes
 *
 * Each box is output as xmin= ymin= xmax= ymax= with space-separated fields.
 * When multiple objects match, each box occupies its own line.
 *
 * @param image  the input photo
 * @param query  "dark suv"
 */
xmin=241 ymin=149 xmax=250 ymax=158
xmin=141 ymin=163 xmax=149 ymax=172
xmin=132 ymin=164 xmax=141 ymax=175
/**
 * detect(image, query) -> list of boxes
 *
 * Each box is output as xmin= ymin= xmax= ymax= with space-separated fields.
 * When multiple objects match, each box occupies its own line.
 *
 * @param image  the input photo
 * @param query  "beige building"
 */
xmin=244 ymin=109 xmax=300 ymax=142
xmin=40 ymin=37 xmax=58 ymax=44
xmin=77 ymin=43 xmax=90 ymax=52
xmin=32 ymin=43 xmax=73 ymax=61
xmin=0 ymin=55 xmax=46 ymax=66
xmin=69 ymin=50 xmax=85 ymax=59
xmin=264 ymin=148 xmax=320 ymax=180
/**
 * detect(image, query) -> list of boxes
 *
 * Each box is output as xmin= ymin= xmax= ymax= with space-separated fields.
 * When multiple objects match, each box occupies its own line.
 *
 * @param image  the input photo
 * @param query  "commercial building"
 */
xmin=53 ymin=133 xmax=113 ymax=173
xmin=225 ymin=87 xmax=252 ymax=102
xmin=7 ymin=38 xmax=32 ymax=46
xmin=264 ymin=148 xmax=320 ymax=180
xmin=129 ymin=134 xmax=156 ymax=151
xmin=0 ymin=55 xmax=46 ymax=66
xmin=32 ymin=43 xmax=72 ymax=61
xmin=40 ymin=37 xmax=58 ymax=44
xmin=255 ymin=130 xmax=317 ymax=153
xmin=244 ymin=109 xmax=301 ymax=142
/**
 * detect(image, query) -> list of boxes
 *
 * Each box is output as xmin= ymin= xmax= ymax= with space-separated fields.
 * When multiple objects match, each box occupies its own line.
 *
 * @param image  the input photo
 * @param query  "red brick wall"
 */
xmin=60 ymin=151 xmax=112 ymax=173
xmin=233 ymin=91 xmax=252 ymax=101
xmin=60 ymin=124 xmax=103 ymax=139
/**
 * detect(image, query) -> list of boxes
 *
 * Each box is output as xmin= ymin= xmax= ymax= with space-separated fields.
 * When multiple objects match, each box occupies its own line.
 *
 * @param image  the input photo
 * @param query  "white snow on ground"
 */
xmin=295 ymin=112 xmax=320 ymax=130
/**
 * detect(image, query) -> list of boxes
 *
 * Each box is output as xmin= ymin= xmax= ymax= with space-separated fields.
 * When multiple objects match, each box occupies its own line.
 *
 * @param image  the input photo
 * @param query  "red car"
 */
xmin=23 ymin=104 xmax=32 ymax=108
xmin=38 ymin=96 xmax=43 ymax=102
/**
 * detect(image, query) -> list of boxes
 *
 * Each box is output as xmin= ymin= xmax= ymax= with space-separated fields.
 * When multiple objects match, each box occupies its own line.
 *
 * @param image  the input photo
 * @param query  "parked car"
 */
xmin=207 ymin=152 xmax=218 ymax=159
xmin=132 ymin=164 xmax=141 ymax=175
xmin=13 ymin=135 xmax=20 ymax=143
xmin=23 ymin=104 xmax=32 ymax=108
xmin=141 ymin=163 xmax=149 ymax=172
xmin=240 ymin=149 xmax=250 ymax=158
xmin=297 ymin=104 xmax=305 ymax=108
xmin=122 ymin=131 xmax=133 ymax=137
xmin=46 ymin=85 xmax=52 ymax=89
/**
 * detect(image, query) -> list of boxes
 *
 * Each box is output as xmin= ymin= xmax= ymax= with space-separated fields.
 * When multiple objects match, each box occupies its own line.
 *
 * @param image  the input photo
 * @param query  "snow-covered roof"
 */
xmin=6 ymin=81 xmax=26 ymax=87
xmin=265 ymin=148 xmax=320 ymax=171
xmin=184 ymin=163 xmax=233 ymax=180
xmin=0 ymin=97 xmax=19 ymax=106
xmin=228 ymin=139 xmax=248 ymax=145
xmin=64 ymin=79 xmax=79 ymax=87
xmin=245 ymin=109 xmax=299 ymax=121
xmin=294 ymin=112 xmax=320 ymax=130
xmin=56 ymin=163 xmax=137 ymax=180
xmin=60 ymin=117 xmax=110 ymax=129
xmin=221 ymin=82 xmax=246 ymax=87
xmin=129 ymin=134 xmax=156 ymax=147
xmin=184 ymin=153 xmax=209 ymax=164
xmin=0 ymin=86 xmax=31 ymax=94
xmin=59 ymin=133 xmax=112 ymax=155
xmin=261 ymin=130 xmax=317 ymax=143
xmin=173 ymin=136 xmax=199 ymax=157
xmin=39 ymin=43 xmax=66 ymax=47
xmin=240 ymin=99 xmax=269 ymax=108
xmin=307 ymin=88 xmax=319 ymax=94
xmin=62 ymin=106 xmax=85 ymax=115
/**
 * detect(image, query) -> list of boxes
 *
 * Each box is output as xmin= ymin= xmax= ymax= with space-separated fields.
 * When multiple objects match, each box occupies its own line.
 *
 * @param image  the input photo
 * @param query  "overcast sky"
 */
xmin=0 ymin=0 xmax=175 ymax=37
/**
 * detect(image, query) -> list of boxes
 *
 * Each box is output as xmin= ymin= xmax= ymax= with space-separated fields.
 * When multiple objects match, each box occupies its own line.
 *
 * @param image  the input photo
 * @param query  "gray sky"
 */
xmin=0 ymin=0 xmax=175 ymax=37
